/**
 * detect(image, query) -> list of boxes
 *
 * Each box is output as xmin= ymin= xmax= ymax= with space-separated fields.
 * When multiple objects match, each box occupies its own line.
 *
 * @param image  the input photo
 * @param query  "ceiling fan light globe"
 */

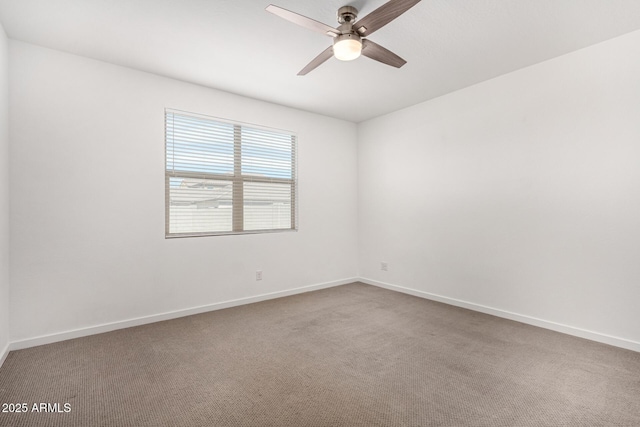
xmin=333 ymin=36 xmax=362 ymax=61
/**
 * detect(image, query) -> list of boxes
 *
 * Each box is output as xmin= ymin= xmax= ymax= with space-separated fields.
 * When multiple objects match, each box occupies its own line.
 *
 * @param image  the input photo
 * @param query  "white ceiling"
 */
xmin=1 ymin=0 xmax=640 ymax=122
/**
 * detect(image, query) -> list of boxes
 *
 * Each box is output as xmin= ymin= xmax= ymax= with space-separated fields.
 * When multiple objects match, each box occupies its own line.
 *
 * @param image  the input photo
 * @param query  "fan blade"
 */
xmin=266 ymin=5 xmax=339 ymax=37
xmin=298 ymin=46 xmax=334 ymax=75
xmin=361 ymin=39 xmax=406 ymax=68
xmin=353 ymin=0 xmax=421 ymax=37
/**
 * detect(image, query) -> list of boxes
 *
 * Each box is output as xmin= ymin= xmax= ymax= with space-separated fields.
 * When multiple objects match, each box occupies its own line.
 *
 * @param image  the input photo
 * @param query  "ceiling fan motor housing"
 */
xmin=334 ymin=32 xmax=361 ymax=46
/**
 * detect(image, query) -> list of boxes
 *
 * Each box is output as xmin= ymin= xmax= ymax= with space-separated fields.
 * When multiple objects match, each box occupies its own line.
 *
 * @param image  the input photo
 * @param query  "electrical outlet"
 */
xmin=381 ymin=262 xmax=388 ymax=271
xmin=256 ymin=270 xmax=262 ymax=281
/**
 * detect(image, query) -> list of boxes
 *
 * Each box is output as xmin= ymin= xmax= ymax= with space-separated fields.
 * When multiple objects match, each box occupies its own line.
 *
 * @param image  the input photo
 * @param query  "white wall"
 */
xmin=358 ymin=29 xmax=640 ymax=348
xmin=0 ymin=23 xmax=10 ymax=360
xmin=6 ymin=29 xmax=640 ymax=352
xmin=9 ymin=41 xmax=358 ymax=343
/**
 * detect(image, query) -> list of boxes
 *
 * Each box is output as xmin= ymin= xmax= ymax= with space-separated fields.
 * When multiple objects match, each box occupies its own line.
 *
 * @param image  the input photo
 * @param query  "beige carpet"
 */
xmin=0 ymin=282 xmax=639 ymax=426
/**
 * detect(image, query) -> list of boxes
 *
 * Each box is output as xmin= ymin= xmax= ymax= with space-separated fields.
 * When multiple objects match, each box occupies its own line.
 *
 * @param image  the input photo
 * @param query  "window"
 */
xmin=165 ymin=109 xmax=297 ymax=237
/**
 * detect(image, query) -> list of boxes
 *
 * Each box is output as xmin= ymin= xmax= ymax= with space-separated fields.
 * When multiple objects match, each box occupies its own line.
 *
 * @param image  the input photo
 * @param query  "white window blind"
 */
xmin=165 ymin=109 xmax=297 ymax=237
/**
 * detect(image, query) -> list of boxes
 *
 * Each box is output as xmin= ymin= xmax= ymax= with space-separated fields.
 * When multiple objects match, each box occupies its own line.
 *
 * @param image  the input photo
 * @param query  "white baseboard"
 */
xmin=9 ymin=277 xmax=639 ymax=354
xmin=9 ymin=277 xmax=357 ymax=351
xmin=360 ymin=277 xmax=640 ymax=353
xmin=0 ymin=341 xmax=9 ymax=369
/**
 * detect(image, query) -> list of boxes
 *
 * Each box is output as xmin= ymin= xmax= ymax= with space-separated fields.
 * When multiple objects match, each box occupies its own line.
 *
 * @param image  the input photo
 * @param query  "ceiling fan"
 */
xmin=266 ymin=0 xmax=421 ymax=75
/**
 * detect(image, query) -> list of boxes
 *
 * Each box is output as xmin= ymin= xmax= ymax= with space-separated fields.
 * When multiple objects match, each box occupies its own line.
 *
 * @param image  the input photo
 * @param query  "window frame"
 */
xmin=165 ymin=109 xmax=298 ymax=238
